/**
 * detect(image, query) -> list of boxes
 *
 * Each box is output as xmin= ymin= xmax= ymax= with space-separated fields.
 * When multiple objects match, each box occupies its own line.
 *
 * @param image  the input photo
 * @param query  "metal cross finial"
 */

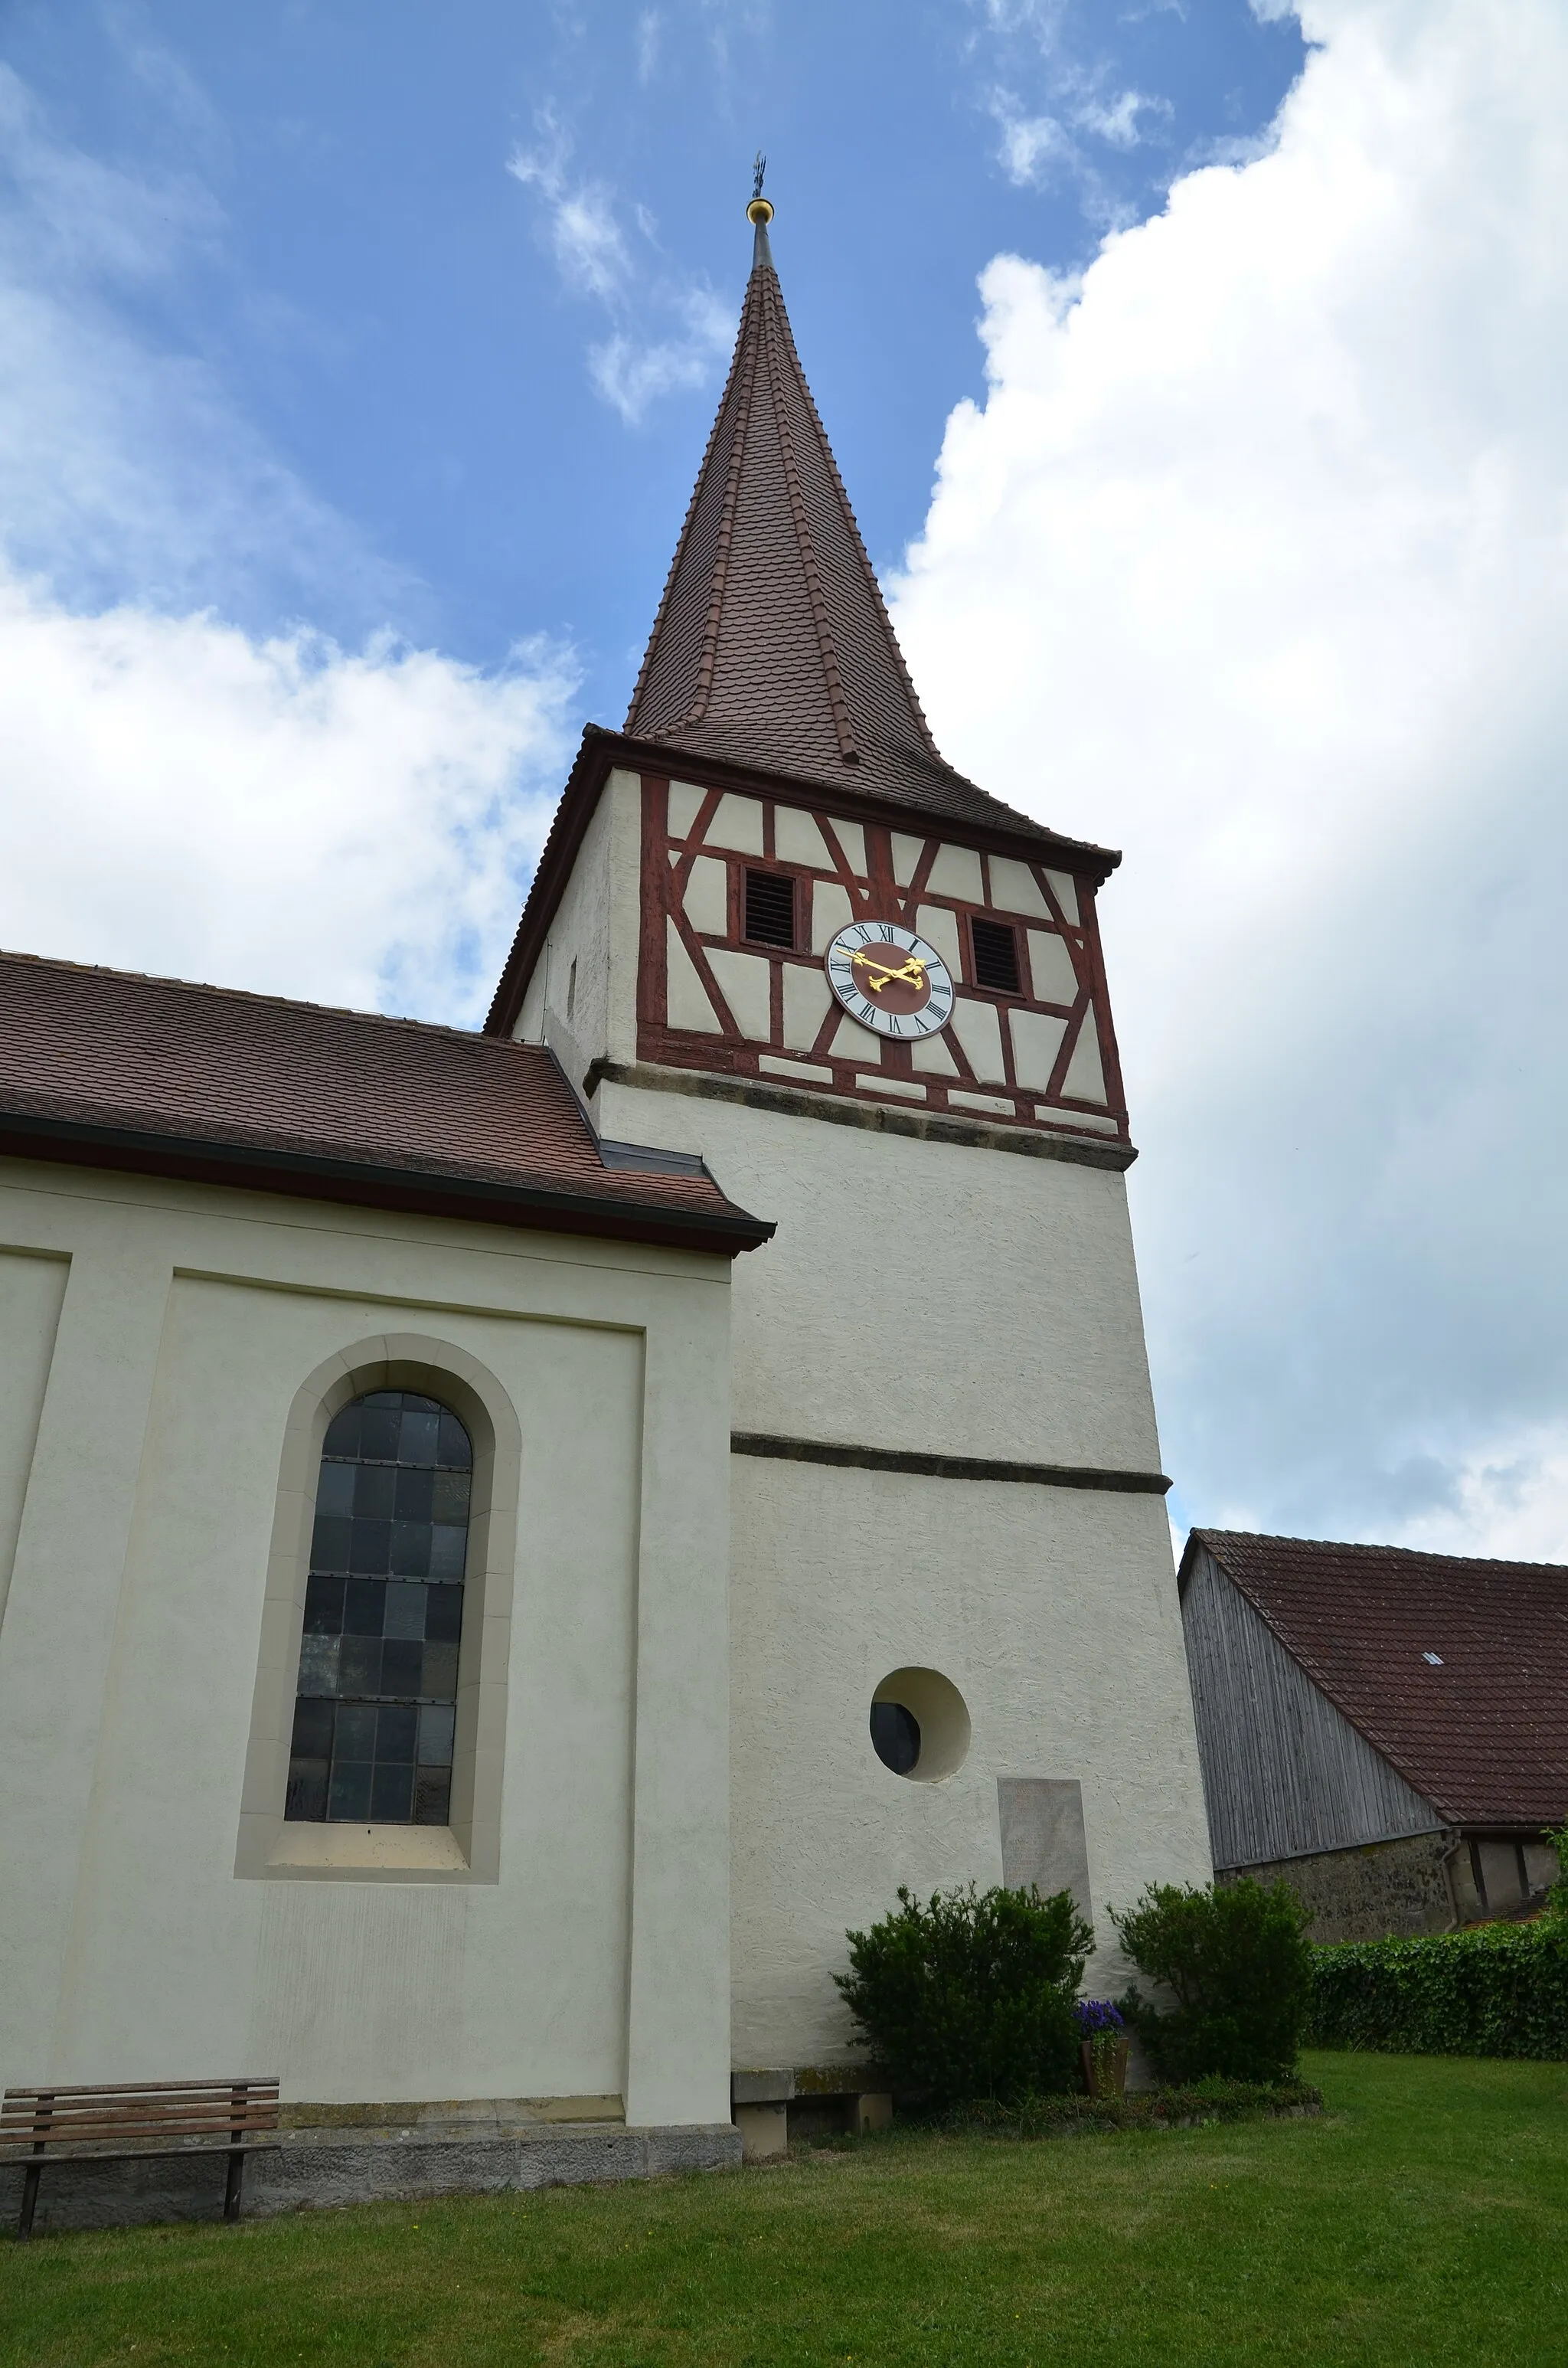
xmin=752 ymin=152 xmax=766 ymax=202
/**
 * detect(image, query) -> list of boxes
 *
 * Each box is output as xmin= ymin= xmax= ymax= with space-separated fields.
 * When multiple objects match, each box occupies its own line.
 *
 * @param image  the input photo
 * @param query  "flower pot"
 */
xmin=1080 ymin=2036 xmax=1129 ymax=2099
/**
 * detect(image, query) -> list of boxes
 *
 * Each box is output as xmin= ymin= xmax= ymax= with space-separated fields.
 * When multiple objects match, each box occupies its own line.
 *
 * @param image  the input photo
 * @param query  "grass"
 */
xmin=2 ymin=2052 xmax=1565 ymax=2367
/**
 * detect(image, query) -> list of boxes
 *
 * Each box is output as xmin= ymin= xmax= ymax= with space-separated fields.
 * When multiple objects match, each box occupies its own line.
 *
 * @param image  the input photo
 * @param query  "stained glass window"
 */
xmin=286 ymin=1390 xmax=472 ymax=1826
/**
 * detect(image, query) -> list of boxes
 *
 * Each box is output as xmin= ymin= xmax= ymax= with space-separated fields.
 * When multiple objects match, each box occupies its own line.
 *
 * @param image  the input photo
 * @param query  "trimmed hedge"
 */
xmin=1309 ymin=1919 xmax=1568 ymax=2059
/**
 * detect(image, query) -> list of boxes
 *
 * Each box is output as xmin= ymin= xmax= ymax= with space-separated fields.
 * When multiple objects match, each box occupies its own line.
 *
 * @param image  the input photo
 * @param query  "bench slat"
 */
xmin=2 ymin=2079 xmax=280 ymax=2160
xmin=5 ymin=2079 xmax=278 ymax=2102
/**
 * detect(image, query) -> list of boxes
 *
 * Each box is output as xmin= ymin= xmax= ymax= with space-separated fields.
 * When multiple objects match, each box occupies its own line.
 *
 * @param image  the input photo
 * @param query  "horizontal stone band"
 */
xmin=731 ymin=1432 xmax=1171 ymax=1494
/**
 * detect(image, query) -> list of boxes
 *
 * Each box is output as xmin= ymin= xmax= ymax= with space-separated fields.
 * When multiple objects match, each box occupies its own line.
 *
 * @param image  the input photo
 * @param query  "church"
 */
xmin=0 ymin=196 xmax=1210 ymax=2190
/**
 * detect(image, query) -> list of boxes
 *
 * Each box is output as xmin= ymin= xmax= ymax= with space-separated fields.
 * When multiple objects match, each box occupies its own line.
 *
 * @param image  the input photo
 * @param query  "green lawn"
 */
xmin=2 ymin=2053 xmax=1566 ymax=2367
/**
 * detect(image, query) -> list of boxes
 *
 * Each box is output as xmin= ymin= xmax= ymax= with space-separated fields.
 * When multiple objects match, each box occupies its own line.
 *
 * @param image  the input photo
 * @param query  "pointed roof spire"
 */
xmin=625 ymin=183 xmax=1043 ymax=838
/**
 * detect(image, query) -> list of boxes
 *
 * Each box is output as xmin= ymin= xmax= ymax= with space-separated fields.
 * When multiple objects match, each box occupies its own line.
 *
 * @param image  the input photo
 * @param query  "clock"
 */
xmin=824 ymin=921 xmax=955 ymax=1039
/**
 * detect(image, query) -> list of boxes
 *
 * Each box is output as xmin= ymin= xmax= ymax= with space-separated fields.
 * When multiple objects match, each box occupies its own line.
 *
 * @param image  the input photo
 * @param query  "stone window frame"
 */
xmin=235 ymin=1333 xmax=521 ymax=1884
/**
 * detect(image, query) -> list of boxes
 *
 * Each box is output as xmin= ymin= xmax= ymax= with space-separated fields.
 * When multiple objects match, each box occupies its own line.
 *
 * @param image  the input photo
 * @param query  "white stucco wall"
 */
xmin=0 ymin=1159 xmax=733 ymax=2121
xmin=595 ymin=1080 xmax=1211 ymax=2065
xmin=514 ymin=767 xmax=642 ymax=1091
xmin=593 ymin=1084 xmax=1164 ymax=1470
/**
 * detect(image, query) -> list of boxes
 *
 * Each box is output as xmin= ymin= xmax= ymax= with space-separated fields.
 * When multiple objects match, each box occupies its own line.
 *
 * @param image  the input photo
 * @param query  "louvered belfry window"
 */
xmin=970 ymin=916 xmax=1022 ymax=995
xmin=743 ymin=868 xmax=796 ymax=949
xmin=286 ymin=1390 xmax=472 ymax=1826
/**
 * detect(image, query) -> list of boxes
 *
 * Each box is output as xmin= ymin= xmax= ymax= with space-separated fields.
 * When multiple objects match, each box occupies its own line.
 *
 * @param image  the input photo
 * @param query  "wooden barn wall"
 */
xmin=1181 ymin=1548 xmax=1442 ymax=1871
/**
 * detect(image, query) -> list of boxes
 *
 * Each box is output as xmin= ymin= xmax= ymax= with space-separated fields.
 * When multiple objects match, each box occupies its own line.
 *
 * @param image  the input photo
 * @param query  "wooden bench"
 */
xmin=2 ymin=2079 xmax=280 ymax=2239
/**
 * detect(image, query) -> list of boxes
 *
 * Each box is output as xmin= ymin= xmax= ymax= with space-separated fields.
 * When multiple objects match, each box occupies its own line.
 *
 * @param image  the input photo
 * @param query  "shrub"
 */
xmin=835 ymin=1883 xmax=1093 ymax=2105
xmin=1309 ymin=1919 xmax=1568 ymax=2058
xmin=1113 ymin=1879 xmax=1315 ymax=2083
xmin=1544 ymin=1820 xmax=1568 ymax=1922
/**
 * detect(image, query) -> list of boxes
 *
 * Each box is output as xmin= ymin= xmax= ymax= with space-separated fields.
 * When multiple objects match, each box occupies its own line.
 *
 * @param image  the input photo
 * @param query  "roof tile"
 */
xmin=0 ymin=950 xmax=767 ymax=1249
xmin=1192 ymin=1529 xmax=1568 ymax=1828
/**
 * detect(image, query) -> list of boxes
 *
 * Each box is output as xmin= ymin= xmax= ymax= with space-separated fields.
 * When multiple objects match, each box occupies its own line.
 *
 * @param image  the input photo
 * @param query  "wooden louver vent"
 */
xmin=743 ymin=868 xmax=797 ymax=950
xmin=971 ymin=916 xmax=1021 ymax=995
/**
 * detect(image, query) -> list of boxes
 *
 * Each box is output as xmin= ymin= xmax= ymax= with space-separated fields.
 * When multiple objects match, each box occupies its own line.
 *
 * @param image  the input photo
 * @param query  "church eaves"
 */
xmin=624 ymin=198 xmax=1050 ymax=842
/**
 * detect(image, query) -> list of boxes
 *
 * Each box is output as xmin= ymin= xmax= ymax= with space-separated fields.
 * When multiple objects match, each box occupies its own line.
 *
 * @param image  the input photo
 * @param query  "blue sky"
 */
xmin=10 ymin=2 xmax=1568 ymax=1558
xmin=1 ymin=0 xmax=1302 ymax=712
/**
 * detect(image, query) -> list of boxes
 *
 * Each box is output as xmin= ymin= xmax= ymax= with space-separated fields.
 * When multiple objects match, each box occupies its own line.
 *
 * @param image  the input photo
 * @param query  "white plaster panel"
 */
xmin=910 ymin=1029 xmax=961 ymax=1078
xmin=913 ymin=905 xmax=963 ymax=980
xmin=706 ymin=948 xmax=773 ymax=1042
xmin=1063 ymin=1012 xmax=1109 ymax=1104
xmin=948 ymin=993 xmax=1008 ymax=1085
xmin=0 ymin=1251 xmax=67 ymax=1631
xmin=812 ymin=879 xmax=854 ymax=953
xmin=830 ymin=1012 xmax=878 ymax=1063
xmin=825 ymin=816 xmax=866 ymax=877
xmin=681 ymin=855 xmax=729 ymax=938
xmin=1011 ymin=1009 xmax=1070 ymax=1094
xmin=773 ymin=807 xmax=832 ymax=869
xmin=724 ymin=1458 xmax=1210 ymax=2066
xmin=534 ymin=768 xmax=642 ymax=1094
xmin=989 ymin=857 xmax=1052 ymax=919
xmin=782 ymin=963 xmax=834 ymax=1052
xmin=891 ymin=832 xmax=926 ymax=887
xmin=926 ymin=844 xmax=984 ymax=904
xmin=949 ymin=1090 xmax=1014 ymax=1117
xmin=665 ymin=920 xmax=723 ymax=1033
xmin=759 ymin=1055 xmax=834 ymax=1083
xmin=514 ymin=966 xmax=545 ymax=1045
xmin=1045 ymin=870 xmax=1080 ymax=924
xmin=1027 ymin=927 xmax=1081 ymax=1006
xmin=595 ymin=1080 xmax=1162 ymax=1473
xmin=0 ymin=1168 xmax=736 ymax=2122
xmin=704 ymin=794 xmax=766 ymax=856
xmin=667 ymin=781 xmax=706 ymax=839
xmin=859 ymin=1076 xmax=924 ymax=1100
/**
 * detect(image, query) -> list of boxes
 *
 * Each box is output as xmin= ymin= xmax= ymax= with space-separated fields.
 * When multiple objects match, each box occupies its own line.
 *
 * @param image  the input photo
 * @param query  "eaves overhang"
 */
xmin=0 ymin=1107 xmax=776 ymax=1259
xmin=485 ymin=722 xmax=1122 ymax=1040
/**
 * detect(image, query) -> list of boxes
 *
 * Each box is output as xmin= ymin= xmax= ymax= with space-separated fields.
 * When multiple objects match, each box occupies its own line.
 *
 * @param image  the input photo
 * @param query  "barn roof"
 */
xmin=1186 ymin=1529 xmax=1568 ymax=1830
xmin=0 ymin=947 xmax=772 ymax=1257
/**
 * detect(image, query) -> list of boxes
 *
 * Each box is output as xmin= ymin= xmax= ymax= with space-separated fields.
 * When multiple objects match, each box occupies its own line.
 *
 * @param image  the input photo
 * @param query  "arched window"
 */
xmin=286 ymin=1389 xmax=472 ymax=1827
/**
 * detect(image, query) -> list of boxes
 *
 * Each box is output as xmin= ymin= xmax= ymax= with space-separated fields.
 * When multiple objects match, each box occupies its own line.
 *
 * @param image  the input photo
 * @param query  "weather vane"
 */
xmin=748 ymin=150 xmax=773 ymax=228
xmin=753 ymin=152 xmax=766 ymax=202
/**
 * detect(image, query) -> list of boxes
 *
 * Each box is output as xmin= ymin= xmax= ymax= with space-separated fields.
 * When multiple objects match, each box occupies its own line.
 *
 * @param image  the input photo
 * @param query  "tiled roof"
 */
xmin=624 ymin=212 xmax=1060 ymax=846
xmin=1191 ymin=1529 xmax=1568 ymax=1828
xmin=0 ymin=949 xmax=771 ymax=1254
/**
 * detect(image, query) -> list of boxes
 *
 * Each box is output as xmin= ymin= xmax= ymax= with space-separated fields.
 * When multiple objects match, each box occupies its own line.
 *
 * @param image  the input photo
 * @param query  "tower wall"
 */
xmin=593 ymin=1073 xmax=1213 ymax=2061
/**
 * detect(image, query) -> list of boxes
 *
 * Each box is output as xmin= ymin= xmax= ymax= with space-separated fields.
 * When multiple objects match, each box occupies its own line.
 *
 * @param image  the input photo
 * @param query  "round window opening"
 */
xmin=869 ymin=1667 xmax=971 ymax=1783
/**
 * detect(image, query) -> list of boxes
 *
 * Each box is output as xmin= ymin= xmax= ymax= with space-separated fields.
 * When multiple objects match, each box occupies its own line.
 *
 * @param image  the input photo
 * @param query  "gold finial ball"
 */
xmin=747 ymin=195 xmax=774 ymax=226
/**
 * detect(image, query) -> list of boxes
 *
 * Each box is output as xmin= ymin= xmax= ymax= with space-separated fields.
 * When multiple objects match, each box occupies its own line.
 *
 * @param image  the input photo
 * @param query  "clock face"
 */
xmin=824 ymin=921 xmax=955 ymax=1039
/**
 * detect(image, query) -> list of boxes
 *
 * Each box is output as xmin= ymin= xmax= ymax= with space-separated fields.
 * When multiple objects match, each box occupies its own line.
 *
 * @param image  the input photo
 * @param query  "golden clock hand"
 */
xmin=851 ymin=953 xmax=928 ymax=996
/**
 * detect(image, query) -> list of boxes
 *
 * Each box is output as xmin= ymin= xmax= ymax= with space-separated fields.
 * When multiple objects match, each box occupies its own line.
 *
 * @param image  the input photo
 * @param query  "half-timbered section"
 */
xmin=639 ymin=774 xmax=1125 ymax=1142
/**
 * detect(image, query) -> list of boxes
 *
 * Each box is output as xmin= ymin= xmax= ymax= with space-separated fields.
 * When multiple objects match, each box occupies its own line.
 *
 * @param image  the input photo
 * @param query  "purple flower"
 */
xmin=1073 ymin=1998 xmax=1125 ymax=2036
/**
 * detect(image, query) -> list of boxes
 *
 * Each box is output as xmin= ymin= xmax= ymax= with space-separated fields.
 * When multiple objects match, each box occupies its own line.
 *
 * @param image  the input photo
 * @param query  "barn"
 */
xmin=1179 ymin=1530 xmax=1568 ymax=1941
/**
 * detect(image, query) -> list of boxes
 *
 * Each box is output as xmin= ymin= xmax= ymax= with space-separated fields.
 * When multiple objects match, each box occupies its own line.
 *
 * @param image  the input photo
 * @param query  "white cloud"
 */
xmin=507 ymin=120 xmax=628 ymax=303
xmin=0 ymin=61 xmax=407 ymax=630
xmin=893 ymin=0 xmax=1568 ymax=1549
xmin=1074 ymin=88 xmax=1168 ymax=150
xmin=0 ymin=575 xmax=573 ymax=1025
xmin=506 ymin=110 xmax=733 ymax=425
xmin=590 ymin=284 xmax=733 ymax=426
xmin=0 ymin=61 xmax=576 ymax=1027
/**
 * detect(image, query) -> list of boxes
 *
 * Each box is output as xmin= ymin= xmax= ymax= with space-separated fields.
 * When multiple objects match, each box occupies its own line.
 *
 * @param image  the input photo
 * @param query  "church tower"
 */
xmin=488 ymin=196 xmax=1210 ymax=2074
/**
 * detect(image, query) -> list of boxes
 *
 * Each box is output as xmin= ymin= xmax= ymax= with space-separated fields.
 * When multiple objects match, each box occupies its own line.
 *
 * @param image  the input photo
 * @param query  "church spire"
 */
xmin=626 ymin=184 xmax=1021 ymax=832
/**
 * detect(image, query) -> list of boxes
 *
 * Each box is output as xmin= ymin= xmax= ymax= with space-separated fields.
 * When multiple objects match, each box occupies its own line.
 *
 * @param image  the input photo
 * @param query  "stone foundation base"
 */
xmin=1223 ymin=1830 xmax=1459 ymax=1942
xmin=0 ymin=2120 xmax=743 ymax=2236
